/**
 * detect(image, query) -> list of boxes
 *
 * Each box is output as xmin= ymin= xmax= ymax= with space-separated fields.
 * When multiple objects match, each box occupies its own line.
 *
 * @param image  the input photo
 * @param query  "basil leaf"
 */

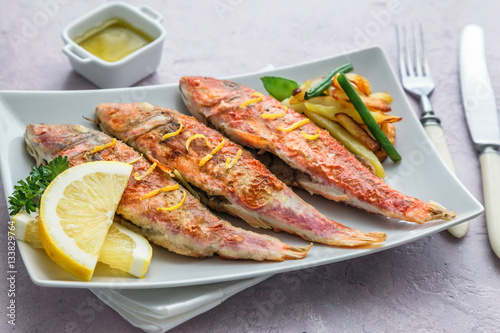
xmin=260 ymin=76 xmax=300 ymax=101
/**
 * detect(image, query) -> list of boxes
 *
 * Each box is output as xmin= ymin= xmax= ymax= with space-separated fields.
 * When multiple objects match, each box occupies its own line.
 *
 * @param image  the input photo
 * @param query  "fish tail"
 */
xmin=282 ymin=243 xmax=313 ymax=260
xmin=255 ymin=189 xmax=387 ymax=247
xmin=428 ymin=201 xmax=456 ymax=221
xmin=325 ymin=230 xmax=387 ymax=248
xmin=218 ymin=242 xmax=312 ymax=261
xmin=399 ymin=200 xmax=456 ymax=224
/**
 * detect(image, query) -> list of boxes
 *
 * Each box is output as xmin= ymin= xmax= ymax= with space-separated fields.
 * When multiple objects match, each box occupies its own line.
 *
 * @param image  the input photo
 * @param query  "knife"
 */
xmin=460 ymin=25 xmax=500 ymax=258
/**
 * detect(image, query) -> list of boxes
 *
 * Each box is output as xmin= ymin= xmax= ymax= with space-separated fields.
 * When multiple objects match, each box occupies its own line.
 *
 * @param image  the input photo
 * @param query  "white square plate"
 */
xmin=0 ymin=46 xmax=483 ymax=289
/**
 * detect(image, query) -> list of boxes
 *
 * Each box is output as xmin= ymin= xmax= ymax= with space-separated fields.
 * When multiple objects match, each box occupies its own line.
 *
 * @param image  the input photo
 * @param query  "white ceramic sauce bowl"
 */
xmin=62 ymin=2 xmax=166 ymax=89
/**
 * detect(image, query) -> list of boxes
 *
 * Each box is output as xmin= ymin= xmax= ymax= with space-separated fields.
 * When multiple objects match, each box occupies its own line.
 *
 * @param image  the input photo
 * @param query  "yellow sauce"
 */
xmin=74 ymin=18 xmax=154 ymax=62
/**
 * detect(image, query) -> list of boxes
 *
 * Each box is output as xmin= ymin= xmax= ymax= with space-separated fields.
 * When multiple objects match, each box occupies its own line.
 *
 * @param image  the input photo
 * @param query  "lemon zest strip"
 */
xmin=301 ymin=129 xmax=321 ymax=140
xmin=134 ymin=162 xmax=157 ymax=181
xmin=140 ymin=184 xmax=179 ymax=201
xmin=162 ymin=121 xmax=183 ymax=140
xmin=173 ymin=169 xmax=199 ymax=200
xmin=186 ymin=134 xmax=210 ymax=152
xmin=90 ymin=138 xmax=117 ymax=154
xmin=240 ymin=92 xmax=263 ymax=108
xmin=210 ymin=138 xmax=225 ymax=156
xmin=127 ymin=154 xmax=143 ymax=164
xmin=157 ymin=190 xmax=186 ymax=212
xmin=261 ymin=110 xmax=286 ymax=119
xmin=199 ymin=138 xmax=225 ymax=167
xmin=225 ymin=149 xmax=242 ymax=169
xmin=278 ymin=118 xmax=310 ymax=132
xmin=199 ymin=154 xmax=213 ymax=167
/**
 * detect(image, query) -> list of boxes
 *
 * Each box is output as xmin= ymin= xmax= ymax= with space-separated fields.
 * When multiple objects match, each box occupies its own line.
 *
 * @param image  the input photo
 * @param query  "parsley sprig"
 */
xmin=8 ymin=156 xmax=69 ymax=216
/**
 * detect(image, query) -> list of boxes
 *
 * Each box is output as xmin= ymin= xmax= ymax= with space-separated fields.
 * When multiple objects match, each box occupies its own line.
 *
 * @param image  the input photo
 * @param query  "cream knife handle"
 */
xmin=424 ymin=124 xmax=469 ymax=238
xmin=479 ymin=148 xmax=500 ymax=258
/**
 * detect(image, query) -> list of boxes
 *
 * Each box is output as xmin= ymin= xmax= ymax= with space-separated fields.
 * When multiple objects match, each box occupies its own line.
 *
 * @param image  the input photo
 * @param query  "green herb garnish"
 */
xmin=8 ymin=156 xmax=69 ymax=215
xmin=260 ymin=76 xmax=300 ymax=101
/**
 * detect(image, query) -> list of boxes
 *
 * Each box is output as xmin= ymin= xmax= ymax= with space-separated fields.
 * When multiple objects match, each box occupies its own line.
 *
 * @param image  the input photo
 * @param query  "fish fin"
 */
xmin=222 ymin=126 xmax=274 ymax=151
xmin=237 ymin=214 xmax=274 ymax=230
xmin=295 ymin=172 xmax=350 ymax=202
xmin=255 ymin=152 xmax=351 ymax=202
xmin=144 ymin=153 xmax=174 ymax=174
xmin=113 ymin=214 xmax=142 ymax=233
xmin=217 ymin=201 xmax=274 ymax=230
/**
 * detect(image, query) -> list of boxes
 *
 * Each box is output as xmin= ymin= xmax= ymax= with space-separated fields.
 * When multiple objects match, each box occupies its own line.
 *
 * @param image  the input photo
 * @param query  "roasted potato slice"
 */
xmin=334 ymin=113 xmax=381 ymax=152
xmin=374 ymin=148 xmax=388 ymax=162
xmin=286 ymin=95 xmax=343 ymax=115
xmin=369 ymin=92 xmax=393 ymax=104
xmin=369 ymin=123 xmax=396 ymax=162
xmin=331 ymin=88 xmax=392 ymax=112
xmin=304 ymin=109 xmax=385 ymax=178
xmin=332 ymin=73 xmax=372 ymax=96
xmin=288 ymin=78 xmax=321 ymax=105
xmin=304 ymin=102 xmax=401 ymax=125
xmin=282 ymin=97 xmax=306 ymax=113
xmin=381 ymin=122 xmax=396 ymax=144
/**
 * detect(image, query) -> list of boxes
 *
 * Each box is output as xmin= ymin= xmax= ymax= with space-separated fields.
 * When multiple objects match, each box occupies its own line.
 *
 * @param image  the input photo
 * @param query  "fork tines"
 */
xmin=396 ymin=24 xmax=432 ymax=79
xmin=396 ymin=23 xmax=435 ymax=99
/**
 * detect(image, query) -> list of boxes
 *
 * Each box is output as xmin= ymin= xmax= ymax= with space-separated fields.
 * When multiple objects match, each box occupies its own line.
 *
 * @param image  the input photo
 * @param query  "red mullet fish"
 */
xmin=25 ymin=124 xmax=311 ymax=261
xmin=179 ymin=76 xmax=455 ymax=224
xmin=96 ymin=102 xmax=386 ymax=247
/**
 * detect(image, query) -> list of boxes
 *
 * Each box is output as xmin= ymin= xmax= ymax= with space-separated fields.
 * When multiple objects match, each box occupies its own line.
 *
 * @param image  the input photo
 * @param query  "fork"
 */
xmin=396 ymin=24 xmax=469 ymax=238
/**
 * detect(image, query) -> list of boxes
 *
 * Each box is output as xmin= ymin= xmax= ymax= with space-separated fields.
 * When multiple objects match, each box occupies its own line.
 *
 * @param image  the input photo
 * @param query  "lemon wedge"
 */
xmin=38 ymin=161 xmax=132 ymax=281
xmin=12 ymin=210 xmax=152 ymax=278
xmin=12 ymin=210 xmax=44 ymax=249
xmin=98 ymin=223 xmax=152 ymax=278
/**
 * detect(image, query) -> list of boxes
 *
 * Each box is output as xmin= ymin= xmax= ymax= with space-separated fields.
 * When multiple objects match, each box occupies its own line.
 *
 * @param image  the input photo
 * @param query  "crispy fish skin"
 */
xmin=179 ymin=76 xmax=456 ymax=224
xmin=24 ymin=124 xmax=311 ymax=261
xmin=96 ymin=102 xmax=386 ymax=247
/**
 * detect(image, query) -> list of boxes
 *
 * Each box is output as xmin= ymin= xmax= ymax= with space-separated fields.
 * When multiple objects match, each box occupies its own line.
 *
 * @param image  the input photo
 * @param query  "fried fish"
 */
xmin=25 ymin=124 xmax=311 ymax=261
xmin=179 ymin=76 xmax=455 ymax=224
xmin=96 ymin=102 xmax=386 ymax=247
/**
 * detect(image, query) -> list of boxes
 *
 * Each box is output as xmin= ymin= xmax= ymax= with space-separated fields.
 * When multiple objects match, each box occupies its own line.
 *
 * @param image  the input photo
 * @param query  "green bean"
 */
xmin=304 ymin=63 xmax=353 ymax=100
xmin=337 ymin=73 xmax=402 ymax=162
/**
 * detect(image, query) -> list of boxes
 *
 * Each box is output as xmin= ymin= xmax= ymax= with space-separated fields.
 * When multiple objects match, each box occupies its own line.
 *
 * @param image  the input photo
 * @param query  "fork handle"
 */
xmin=424 ymin=124 xmax=455 ymax=172
xmin=424 ymin=124 xmax=469 ymax=238
xmin=479 ymin=148 xmax=500 ymax=258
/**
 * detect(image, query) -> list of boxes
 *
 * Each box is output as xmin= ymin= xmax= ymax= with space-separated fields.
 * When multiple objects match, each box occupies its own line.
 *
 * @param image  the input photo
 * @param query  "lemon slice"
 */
xmin=12 ymin=210 xmax=44 ymax=249
xmin=39 ymin=161 xmax=132 ymax=281
xmin=98 ymin=223 xmax=152 ymax=278
xmin=12 ymin=210 xmax=152 ymax=278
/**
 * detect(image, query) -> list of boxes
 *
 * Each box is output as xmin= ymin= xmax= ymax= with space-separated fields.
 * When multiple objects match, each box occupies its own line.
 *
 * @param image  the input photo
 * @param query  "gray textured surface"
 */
xmin=1 ymin=0 xmax=500 ymax=332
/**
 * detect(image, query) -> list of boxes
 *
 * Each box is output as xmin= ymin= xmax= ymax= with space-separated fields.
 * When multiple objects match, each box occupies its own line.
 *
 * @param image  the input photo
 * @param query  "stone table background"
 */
xmin=1 ymin=0 xmax=500 ymax=332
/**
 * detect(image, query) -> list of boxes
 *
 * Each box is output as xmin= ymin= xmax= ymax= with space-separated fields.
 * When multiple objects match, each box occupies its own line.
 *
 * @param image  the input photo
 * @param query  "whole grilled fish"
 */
xmin=96 ymin=102 xmax=386 ymax=247
xmin=179 ymin=76 xmax=455 ymax=224
xmin=25 ymin=124 xmax=311 ymax=261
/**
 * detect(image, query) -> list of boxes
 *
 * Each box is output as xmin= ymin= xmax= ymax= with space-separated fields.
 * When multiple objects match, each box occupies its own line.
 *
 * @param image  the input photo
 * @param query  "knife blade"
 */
xmin=460 ymin=24 xmax=500 ymax=258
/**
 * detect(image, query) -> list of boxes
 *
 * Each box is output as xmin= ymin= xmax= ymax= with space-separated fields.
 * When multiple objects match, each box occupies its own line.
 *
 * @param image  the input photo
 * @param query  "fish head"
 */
xmin=179 ymin=76 xmax=246 ymax=123
xmin=25 ymin=124 xmax=96 ymax=166
xmin=96 ymin=102 xmax=176 ymax=140
xmin=96 ymin=102 xmax=148 ymax=136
